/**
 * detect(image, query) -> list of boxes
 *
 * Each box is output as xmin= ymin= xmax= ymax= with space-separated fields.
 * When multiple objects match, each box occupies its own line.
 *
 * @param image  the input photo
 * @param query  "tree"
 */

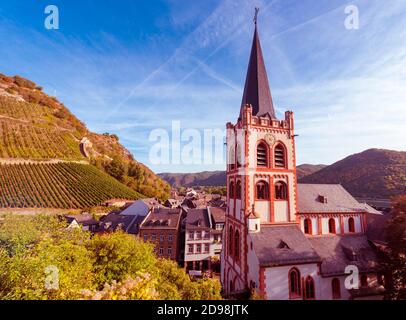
xmin=381 ymin=196 xmax=406 ymax=300
xmin=86 ymin=232 xmax=156 ymax=289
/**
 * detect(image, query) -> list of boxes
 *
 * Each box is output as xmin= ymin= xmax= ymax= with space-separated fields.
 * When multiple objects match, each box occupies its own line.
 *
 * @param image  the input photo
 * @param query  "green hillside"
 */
xmin=0 ymin=162 xmax=141 ymax=209
xmin=0 ymin=73 xmax=170 ymax=201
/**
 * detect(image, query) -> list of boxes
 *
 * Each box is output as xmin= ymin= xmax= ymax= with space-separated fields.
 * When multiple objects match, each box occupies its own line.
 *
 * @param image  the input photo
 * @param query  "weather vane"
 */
xmin=254 ymin=7 xmax=259 ymax=25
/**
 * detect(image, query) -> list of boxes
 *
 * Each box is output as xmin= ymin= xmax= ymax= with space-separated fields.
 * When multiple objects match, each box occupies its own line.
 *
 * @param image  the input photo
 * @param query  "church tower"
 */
xmin=221 ymin=11 xmax=299 ymax=296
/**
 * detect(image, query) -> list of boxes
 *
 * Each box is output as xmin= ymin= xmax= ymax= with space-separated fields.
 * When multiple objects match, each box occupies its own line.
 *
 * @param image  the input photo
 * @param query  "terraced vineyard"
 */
xmin=0 ymin=162 xmax=141 ymax=209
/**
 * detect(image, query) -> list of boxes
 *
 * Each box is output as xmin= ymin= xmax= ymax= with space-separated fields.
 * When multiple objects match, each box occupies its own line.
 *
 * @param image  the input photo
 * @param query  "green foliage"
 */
xmin=0 ymin=215 xmax=222 ymax=300
xmin=87 ymin=232 xmax=157 ymax=288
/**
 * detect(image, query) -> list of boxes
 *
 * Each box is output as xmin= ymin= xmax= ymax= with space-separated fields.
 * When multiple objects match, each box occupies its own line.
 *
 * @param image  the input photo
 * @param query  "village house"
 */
xmin=221 ymin=17 xmax=385 ymax=300
xmin=65 ymin=214 xmax=99 ymax=232
xmin=139 ymin=207 xmax=183 ymax=261
xmin=184 ymin=207 xmax=225 ymax=275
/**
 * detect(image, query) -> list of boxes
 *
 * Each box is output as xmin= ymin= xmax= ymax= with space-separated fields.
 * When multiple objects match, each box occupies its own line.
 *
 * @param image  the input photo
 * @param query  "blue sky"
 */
xmin=0 ymin=0 xmax=405 ymax=173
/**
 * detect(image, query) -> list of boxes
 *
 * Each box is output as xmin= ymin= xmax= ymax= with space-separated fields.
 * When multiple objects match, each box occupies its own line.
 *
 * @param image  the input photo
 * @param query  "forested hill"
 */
xmin=0 ymin=73 xmax=169 ymax=204
xmin=299 ymin=149 xmax=406 ymax=198
xmin=159 ymin=164 xmax=326 ymax=188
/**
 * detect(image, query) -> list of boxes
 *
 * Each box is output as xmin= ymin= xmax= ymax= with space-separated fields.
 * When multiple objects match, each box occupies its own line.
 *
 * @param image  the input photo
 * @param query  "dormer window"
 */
xmin=318 ymin=195 xmax=328 ymax=203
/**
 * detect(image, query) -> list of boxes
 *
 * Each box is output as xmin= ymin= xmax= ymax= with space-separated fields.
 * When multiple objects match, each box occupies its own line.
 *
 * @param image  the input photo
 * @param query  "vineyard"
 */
xmin=0 ymin=162 xmax=141 ymax=209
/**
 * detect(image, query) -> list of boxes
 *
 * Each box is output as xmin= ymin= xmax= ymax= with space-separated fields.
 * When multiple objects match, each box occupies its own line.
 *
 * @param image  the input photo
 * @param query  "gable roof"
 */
xmin=65 ymin=214 xmax=98 ymax=226
xmin=308 ymin=235 xmax=378 ymax=276
xmin=250 ymin=225 xmax=320 ymax=267
xmin=209 ymin=206 xmax=226 ymax=224
xmin=240 ymin=24 xmax=276 ymax=120
xmin=298 ymin=184 xmax=368 ymax=213
xmin=141 ymin=207 xmax=182 ymax=229
xmin=185 ymin=208 xmax=211 ymax=230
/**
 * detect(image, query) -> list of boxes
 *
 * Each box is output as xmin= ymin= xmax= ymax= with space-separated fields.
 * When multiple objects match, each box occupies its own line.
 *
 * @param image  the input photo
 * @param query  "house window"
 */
xmin=360 ymin=274 xmax=368 ymax=287
xmin=159 ymin=247 xmax=164 ymax=255
xmin=196 ymin=244 xmax=201 ymax=253
xmin=289 ymin=268 xmax=301 ymax=298
xmin=328 ymin=218 xmax=336 ymax=234
xmin=275 ymin=181 xmax=287 ymax=200
xmin=204 ymin=244 xmax=210 ymax=253
xmin=229 ymin=181 xmax=235 ymax=198
xmin=189 ymin=231 xmax=194 ymax=240
xmin=196 ymin=231 xmax=201 ymax=240
xmin=204 ymin=231 xmax=210 ymax=239
xmin=274 ymin=144 xmax=286 ymax=168
xmin=168 ymin=247 xmax=172 ymax=256
xmin=348 ymin=217 xmax=355 ymax=233
xmin=257 ymin=143 xmax=268 ymax=167
xmin=304 ymin=218 xmax=312 ymax=235
xmin=160 ymin=234 xmax=164 ymax=242
xmin=188 ymin=244 xmax=194 ymax=254
xmin=236 ymin=180 xmax=242 ymax=199
xmin=151 ymin=234 xmax=157 ymax=241
xmin=234 ymin=230 xmax=240 ymax=262
xmin=168 ymin=234 xmax=173 ymax=242
xmin=256 ymin=181 xmax=269 ymax=200
xmin=304 ymin=276 xmax=315 ymax=300
xmin=332 ymin=278 xmax=341 ymax=299
xmin=143 ymin=234 xmax=148 ymax=241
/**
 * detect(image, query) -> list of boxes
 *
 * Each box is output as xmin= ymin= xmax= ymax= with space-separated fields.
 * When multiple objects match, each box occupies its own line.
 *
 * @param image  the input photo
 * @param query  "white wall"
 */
xmin=264 ymin=264 xmax=320 ymax=300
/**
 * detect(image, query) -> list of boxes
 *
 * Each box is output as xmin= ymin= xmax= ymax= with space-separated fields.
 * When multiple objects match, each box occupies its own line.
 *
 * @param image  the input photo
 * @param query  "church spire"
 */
xmin=240 ymin=8 xmax=276 ymax=119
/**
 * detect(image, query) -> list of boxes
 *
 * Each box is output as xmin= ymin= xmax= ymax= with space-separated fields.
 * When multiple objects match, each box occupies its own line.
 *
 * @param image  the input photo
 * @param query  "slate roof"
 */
xmin=298 ymin=184 xmax=368 ymax=213
xmin=250 ymin=225 xmax=320 ymax=267
xmin=240 ymin=24 xmax=276 ymax=120
xmin=209 ymin=207 xmax=226 ymax=224
xmin=141 ymin=207 xmax=182 ymax=229
xmin=65 ymin=214 xmax=98 ymax=226
xmin=308 ymin=235 xmax=378 ymax=277
xmin=100 ymin=213 xmax=144 ymax=234
xmin=185 ymin=208 xmax=211 ymax=230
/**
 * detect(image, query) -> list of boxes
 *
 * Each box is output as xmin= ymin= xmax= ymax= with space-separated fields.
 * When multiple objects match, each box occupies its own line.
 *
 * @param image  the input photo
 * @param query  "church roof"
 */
xmin=308 ymin=235 xmax=378 ymax=276
xmin=298 ymin=184 xmax=369 ymax=213
xmin=240 ymin=23 xmax=276 ymax=120
xmin=250 ymin=225 xmax=320 ymax=267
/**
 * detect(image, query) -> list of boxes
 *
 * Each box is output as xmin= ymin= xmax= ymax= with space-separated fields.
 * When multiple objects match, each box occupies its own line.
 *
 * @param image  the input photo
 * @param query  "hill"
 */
xmin=0 ymin=73 xmax=169 ymax=203
xmin=296 ymin=164 xmax=327 ymax=179
xmin=0 ymin=162 xmax=141 ymax=209
xmin=159 ymin=164 xmax=325 ymax=188
xmin=299 ymin=149 xmax=406 ymax=198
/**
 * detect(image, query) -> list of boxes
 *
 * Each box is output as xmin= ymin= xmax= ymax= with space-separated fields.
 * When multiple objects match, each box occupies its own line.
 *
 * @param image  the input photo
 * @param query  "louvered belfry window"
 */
xmin=274 ymin=144 xmax=285 ymax=168
xmin=257 ymin=143 xmax=268 ymax=167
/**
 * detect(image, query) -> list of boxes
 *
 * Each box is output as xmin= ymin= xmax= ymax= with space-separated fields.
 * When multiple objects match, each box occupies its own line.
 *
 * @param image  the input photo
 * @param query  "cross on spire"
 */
xmin=254 ymin=7 xmax=259 ymax=25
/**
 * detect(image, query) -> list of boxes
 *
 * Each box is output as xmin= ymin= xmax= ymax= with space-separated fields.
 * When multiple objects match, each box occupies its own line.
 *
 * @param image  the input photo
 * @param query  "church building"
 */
xmin=220 ymin=14 xmax=384 ymax=300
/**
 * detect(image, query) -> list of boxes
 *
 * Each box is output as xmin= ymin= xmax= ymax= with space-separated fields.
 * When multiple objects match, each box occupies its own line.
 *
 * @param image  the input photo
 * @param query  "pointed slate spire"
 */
xmin=240 ymin=9 xmax=276 ymax=119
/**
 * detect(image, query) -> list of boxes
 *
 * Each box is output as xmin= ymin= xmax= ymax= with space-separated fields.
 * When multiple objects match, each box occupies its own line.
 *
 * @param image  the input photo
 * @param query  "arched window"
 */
xmin=360 ymin=274 xmax=368 ymax=288
xmin=289 ymin=268 xmax=301 ymax=298
xmin=332 ymin=278 xmax=341 ymax=299
xmin=328 ymin=218 xmax=336 ymax=234
xmin=256 ymin=181 xmax=269 ymax=200
xmin=304 ymin=276 xmax=315 ymax=300
xmin=257 ymin=143 xmax=268 ymax=167
xmin=348 ymin=217 xmax=355 ymax=233
xmin=275 ymin=181 xmax=288 ymax=200
xmin=228 ymin=226 xmax=234 ymax=257
xmin=234 ymin=230 xmax=240 ymax=262
xmin=229 ymin=181 xmax=235 ymax=199
xmin=236 ymin=144 xmax=242 ymax=168
xmin=304 ymin=218 xmax=312 ymax=235
xmin=274 ymin=144 xmax=286 ymax=168
xmin=236 ymin=180 xmax=242 ymax=200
